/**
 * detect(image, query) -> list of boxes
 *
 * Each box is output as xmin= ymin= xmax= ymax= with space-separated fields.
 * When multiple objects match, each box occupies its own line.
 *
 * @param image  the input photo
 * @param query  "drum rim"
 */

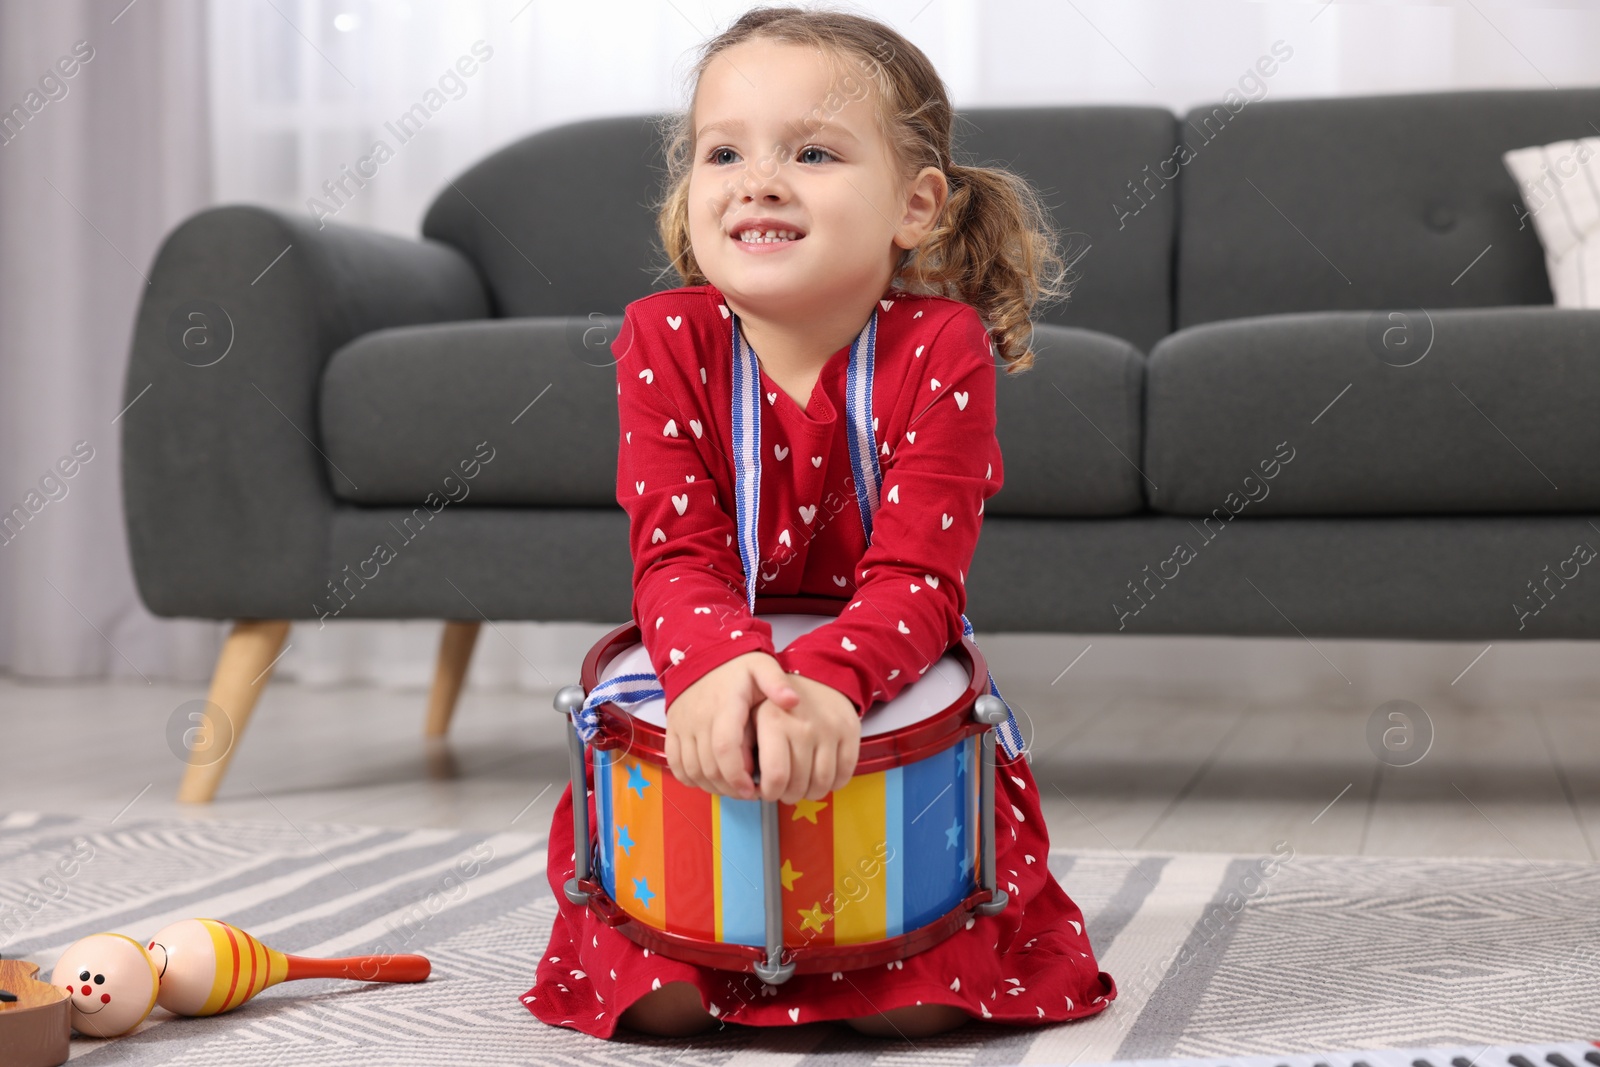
xmin=579 ymin=593 xmax=990 ymax=773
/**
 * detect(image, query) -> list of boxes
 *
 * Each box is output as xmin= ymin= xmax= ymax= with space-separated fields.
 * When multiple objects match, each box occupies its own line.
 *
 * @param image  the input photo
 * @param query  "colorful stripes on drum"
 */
xmin=594 ymin=735 xmax=979 ymax=950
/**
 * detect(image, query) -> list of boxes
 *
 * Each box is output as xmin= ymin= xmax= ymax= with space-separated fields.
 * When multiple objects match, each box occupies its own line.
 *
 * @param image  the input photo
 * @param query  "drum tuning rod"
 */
xmin=555 ymin=684 xmax=592 ymax=906
xmin=973 ymin=694 xmax=1010 ymax=917
xmin=753 ymin=786 xmax=797 ymax=985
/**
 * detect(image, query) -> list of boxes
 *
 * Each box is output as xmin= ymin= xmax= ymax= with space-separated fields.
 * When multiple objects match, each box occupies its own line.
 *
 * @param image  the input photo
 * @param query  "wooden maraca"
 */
xmin=50 ymin=932 xmax=161 ymax=1037
xmin=146 ymin=919 xmax=430 ymax=1017
xmin=52 ymin=919 xmax=429 ymax=1037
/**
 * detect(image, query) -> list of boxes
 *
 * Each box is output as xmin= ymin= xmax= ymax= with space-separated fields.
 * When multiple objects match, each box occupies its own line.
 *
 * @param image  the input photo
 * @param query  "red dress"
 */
xmin=521 ymin=283 xmax=1117 ymax=1037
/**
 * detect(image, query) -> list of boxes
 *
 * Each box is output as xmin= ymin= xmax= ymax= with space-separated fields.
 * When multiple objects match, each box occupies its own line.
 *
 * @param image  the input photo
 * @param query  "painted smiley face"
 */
xmin=52 ymin=932 xmax=160 ymax=1037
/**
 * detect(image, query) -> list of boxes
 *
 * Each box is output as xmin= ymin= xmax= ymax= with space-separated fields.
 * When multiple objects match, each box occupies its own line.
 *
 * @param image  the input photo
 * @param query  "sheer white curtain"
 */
xmin=4 ymin=0 xmax=1599 ymax=690
xmin=0 ymin=0 xmax=221 ymax=684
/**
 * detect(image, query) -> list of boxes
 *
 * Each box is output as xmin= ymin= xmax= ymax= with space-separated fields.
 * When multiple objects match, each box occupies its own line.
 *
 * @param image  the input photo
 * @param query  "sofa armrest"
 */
xmin=121 ymin=204 xmax=491 ymax=619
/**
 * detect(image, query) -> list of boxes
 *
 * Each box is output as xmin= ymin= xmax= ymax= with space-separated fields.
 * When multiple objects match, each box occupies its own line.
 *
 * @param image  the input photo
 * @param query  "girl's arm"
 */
xmin=774 ymin=303 xmax=1002 ymax=715
xmin=612 ymin=303 xmax=778 ymax=710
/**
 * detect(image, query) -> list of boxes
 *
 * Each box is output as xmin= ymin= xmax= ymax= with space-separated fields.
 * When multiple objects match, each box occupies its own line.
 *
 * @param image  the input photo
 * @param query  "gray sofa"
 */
xmin=121 ymin=85 xmax=1600 ymax=800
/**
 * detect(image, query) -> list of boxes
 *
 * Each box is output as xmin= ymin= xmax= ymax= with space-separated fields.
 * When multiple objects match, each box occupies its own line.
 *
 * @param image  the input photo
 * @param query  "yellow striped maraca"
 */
xmin=146 ymin=918 xmax=431 ymax=1017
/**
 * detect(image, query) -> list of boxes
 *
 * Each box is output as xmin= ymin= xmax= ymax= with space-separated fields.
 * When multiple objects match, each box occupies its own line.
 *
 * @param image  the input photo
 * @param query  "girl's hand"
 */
xmin=752 ymin=675 xmax=862 ymax=805
xmin=665 ymin=651 xmax=799 ymax=800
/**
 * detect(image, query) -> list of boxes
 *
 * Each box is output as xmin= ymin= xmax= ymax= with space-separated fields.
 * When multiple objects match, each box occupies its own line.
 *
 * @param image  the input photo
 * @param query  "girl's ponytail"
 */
xmin=896 ymin=160 xmax=1076 ymax=376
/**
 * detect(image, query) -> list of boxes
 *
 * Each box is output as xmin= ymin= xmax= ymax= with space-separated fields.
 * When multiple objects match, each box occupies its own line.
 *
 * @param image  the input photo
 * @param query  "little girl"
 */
xmin=523 ymin=4 xmax=1116 ymax=1040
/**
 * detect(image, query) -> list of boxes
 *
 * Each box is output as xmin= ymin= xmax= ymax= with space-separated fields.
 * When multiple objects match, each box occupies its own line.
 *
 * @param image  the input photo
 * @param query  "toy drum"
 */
xmin=554 ymin=595 xmax=1011 ymax=983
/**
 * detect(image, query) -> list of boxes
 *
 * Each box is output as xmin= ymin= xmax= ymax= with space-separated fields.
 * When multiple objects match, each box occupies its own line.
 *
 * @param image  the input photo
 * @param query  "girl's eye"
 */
xmin=706 ymin=145 xmax=836 ymax=166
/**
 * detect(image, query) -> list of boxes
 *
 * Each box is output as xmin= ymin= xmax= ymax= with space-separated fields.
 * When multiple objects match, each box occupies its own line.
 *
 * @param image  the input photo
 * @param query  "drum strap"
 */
xmin=578 ymin=300 xmax=1026 ymax=761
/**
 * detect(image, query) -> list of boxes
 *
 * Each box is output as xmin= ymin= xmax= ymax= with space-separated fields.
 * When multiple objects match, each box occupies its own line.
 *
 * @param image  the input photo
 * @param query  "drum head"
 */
xmin=597 ymin=613 xmax=969 ymax=738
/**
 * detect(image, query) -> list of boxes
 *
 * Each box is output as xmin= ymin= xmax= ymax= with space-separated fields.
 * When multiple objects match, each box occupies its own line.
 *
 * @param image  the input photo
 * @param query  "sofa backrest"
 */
xmin=1174 ymin=86 xmax=1600 ymax=329
xmin=421 ymin=106 xmax=1179 ymax=353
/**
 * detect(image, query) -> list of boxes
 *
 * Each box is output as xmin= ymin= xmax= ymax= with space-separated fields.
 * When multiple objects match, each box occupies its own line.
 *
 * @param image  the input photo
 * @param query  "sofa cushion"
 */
xmin=948 ymin=106 xmax=1178 ymax=354
xmin=1502 ymin=137 xmax=1600 ymax=308
xmin=1144 ymin=307 xmax=1600 ymax=516
xmin=992 ymin=324 xmax=1145 ymax=517
xmin=319 ymin=318 xmax=621 ymax=507
xmin=320 ymin=317 xmax=1146 ymax=516
xmin=1175 ymin=87 xmax=1600 ymax=328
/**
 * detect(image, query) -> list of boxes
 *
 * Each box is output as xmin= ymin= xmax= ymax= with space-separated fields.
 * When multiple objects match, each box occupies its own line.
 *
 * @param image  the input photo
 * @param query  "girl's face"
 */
xmin=688 ymin=38 xmax=928 ymax=318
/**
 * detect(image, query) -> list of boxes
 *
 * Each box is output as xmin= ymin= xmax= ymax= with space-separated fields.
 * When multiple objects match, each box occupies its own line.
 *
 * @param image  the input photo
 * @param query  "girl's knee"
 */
xmin=845 ymin=1001 xmax=970 ymax=1038
xmin=617 ymin=981 xmax=718 ymax=1037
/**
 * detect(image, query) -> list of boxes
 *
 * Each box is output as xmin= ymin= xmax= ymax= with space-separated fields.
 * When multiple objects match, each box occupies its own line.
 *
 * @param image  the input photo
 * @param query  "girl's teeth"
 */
xmin=740 ymin=230 xmax=799 ymax=243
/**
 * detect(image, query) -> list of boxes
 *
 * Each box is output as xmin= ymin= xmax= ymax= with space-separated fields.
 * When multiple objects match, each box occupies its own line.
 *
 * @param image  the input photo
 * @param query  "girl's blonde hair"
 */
xmin=650 ymin=3 xmax=1074 ymax=374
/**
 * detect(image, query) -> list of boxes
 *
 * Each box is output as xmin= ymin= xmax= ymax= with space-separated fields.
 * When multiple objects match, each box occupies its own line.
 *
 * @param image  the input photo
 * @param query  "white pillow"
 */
xmin=1502 ymin=137 xmax=1600 ymax=308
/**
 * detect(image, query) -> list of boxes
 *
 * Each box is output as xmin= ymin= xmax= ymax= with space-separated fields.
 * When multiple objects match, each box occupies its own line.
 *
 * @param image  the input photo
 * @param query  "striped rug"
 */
xmin=1 ymin=811 xmax=1594 ymax=1065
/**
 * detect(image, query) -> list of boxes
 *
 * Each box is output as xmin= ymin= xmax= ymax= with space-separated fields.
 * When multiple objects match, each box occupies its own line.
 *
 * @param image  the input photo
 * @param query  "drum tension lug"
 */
xmin=753 ymin=955 xmax=796 ymax=985
xmin=976 ymin=887 xmax=1008 ymax=917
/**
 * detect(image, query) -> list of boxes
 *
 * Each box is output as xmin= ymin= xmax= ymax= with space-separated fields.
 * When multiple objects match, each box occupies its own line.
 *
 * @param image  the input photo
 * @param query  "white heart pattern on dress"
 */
xmin=925 ymin=574 xmax=939 ymax=588
xmin=955 ymin=391 xmax=969 ymax=410
xmin=638 ymin=368 xmax=653 ymax=384
xmin=799 ymin=504 xmax=817 ymax=524
xmin=778 ymin=529 xmax=791 ymax=546
xmin=840 ymin=636 xmax=857 ymax=651
xmin=730 ymin=630 xmax=742 ymax=638
xmin=886 ymin=484 xmax=900 ymax=503
xmin=897 ymin=620 xmax=910 ymax=634
xmin=942 ymin=513 xmax=954 ymax=529
xmin=651 ymin=527 xmax=666 ymax=543
xmin=669 ymin=648 xmax=685 ymax=666
xmin=930 ymin=378 xmax=941 ymax=391
xmin=663 ymin=419 xmax=678 ymax=437
xmin=833 ymin=575 xmax=847 ymax=586
xmin=767 ymin=391 xmax=777 ymax=405
xmin=915 ymin=345 xmax=924 ymax=357
xmin=887 ymin=669 xmax=899 ymax=679
xmin=689 ymin=419 xmax=703 ymax=438
xmin=909 ymin=583 xmax=920 ymax=592
xmin=811 ymin=455 xmax=822 ymax=467
xmin=774 ymin=444 xmax=789 ymax=460
xmin=626 ymin=432 xmax=631 ymax=443
xmin=694 ymin=606 xmax=710 ymax=614
xmin=665 ymin=315 xmax=682 ymax=330
xmin=879 ymin=299 xmax=894 ymax=311
xmin=905 ymin=430 xmax=915 ymax=443
xmin=656 ymin=616 xmax=664 ymax=629
xmin=788 ymin=1007 xmax=801 ymax=1022
xmin=672 ymin=493 xmax=688 ymax=515
xmin=914 ymin=310 xmax=923 ymax=318
xmin=719 ymin=304 xmax=729 ymax=318
xmin=635 ymin=481 xmax=645 ymax=494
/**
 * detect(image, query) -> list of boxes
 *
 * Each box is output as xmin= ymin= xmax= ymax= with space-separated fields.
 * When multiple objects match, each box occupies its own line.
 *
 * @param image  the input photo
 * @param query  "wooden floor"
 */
xmin=3 ymin=631 xmax=1596 ymax=862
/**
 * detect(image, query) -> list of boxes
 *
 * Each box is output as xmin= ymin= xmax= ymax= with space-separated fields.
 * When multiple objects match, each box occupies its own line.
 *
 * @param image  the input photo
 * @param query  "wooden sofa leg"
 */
xmin=425 ymin=621 xmax=481 ymax=738
xmin=177 ymin=619 xmax=292 ymax=804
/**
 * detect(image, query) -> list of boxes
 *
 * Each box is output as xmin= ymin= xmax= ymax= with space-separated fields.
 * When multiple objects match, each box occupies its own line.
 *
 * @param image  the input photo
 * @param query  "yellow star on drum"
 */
xmin=790 ymin=797 xmax=828 ymax=824
xmin=780 ymin=859 xmax=804 ymax=891
xmin=798 ymin=901 xmax=833 ymax=935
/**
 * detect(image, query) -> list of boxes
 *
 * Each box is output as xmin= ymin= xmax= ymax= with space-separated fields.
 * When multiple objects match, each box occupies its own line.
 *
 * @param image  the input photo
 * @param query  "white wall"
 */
xmin=207 ymin=0 xmax=1600 ymax=240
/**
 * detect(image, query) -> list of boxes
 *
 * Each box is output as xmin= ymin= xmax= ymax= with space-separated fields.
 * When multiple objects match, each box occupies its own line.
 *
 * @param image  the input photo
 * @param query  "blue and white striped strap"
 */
xmin=573 ymin=671 xmax=662 ymax=744
xmin=842 ymin=316 xmax=1027 ymax=761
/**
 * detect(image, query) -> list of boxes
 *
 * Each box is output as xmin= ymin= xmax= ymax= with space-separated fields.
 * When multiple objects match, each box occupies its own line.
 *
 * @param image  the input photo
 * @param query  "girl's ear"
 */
xmin=895 ymin=166 xmax=948 ymax=250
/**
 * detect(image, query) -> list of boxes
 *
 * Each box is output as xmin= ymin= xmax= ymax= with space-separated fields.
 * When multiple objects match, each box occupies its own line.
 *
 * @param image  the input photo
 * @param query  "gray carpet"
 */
xmin=1 ymin=810 xmax=1595 ymax=1065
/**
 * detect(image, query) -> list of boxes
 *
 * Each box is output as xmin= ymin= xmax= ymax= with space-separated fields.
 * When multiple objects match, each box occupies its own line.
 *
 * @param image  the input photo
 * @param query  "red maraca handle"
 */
xmin=282 ymin=953 xmax=431 ymax=983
